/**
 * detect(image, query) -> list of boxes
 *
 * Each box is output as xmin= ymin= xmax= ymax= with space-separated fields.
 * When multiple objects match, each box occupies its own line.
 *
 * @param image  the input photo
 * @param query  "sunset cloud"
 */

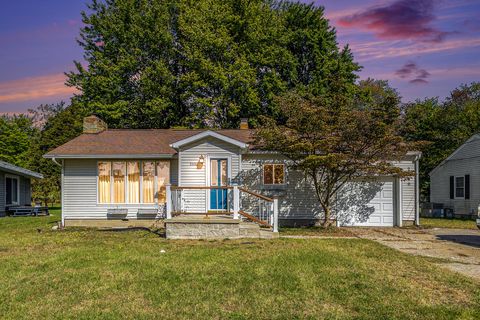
xmin=0 ymin=73 xmax=77 ymax=103
xmin=338 ymin=0 xmax=451 ymax=42
xmin=395 ymin=62 xmax=430 ymax=84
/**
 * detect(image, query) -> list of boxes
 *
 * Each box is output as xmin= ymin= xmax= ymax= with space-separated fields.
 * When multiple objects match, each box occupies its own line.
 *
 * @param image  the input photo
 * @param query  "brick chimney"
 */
xmin=83 ymin=115 xmax=107 ymax=133
xmin=240 ymin=118 xmax=249 ymax=130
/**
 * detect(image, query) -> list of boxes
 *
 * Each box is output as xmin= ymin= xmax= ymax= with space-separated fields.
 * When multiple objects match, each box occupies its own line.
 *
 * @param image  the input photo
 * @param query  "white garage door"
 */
xmin=350 ymin=180 xmax=394 ymax=227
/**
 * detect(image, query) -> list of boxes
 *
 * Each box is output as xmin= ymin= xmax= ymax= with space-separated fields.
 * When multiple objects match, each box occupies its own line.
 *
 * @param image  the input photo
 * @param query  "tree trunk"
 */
xmin=322 ymin=204 xmax=333 ymax=227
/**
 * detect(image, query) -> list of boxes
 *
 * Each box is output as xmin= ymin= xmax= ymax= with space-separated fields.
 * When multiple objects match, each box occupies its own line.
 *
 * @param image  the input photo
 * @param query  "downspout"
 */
xmin=52 ymin=158 xmax=64 ymax=227
xmin=414 ymin=154 xmax=421 ymax=226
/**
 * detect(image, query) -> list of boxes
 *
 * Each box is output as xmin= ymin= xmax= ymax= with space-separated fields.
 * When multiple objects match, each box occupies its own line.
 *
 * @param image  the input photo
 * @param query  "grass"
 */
xmin=0 ymin=210 xmax=479 ymax=319
xmin=421 ymin=217 xmax=478 ymax=230
xmin=280 ymin=226 xmax=356 ymax=237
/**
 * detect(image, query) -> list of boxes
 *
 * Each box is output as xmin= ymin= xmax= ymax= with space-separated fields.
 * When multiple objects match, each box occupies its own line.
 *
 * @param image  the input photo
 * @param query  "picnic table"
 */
xmin=8 ymin=206 xmax=49 ymax=217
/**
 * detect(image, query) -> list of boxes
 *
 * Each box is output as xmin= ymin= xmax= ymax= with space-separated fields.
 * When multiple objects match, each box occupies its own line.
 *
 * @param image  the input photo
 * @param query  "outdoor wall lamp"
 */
xmin=197 ymin=155 xmax=205 ymax=169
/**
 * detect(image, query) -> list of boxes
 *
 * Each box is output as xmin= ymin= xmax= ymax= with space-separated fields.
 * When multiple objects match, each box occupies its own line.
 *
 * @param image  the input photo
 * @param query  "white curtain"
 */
xmin=157 ymin=161 xmax=170 ymax=203
xmin=142 ymin=162 xmax=155 ymax=203
xmin=113 ymin=162 xmax=126 ymax=203
xmin=128 ymin=162 xmax=140 ymax=203
xmin=98 ymin=162 xmax=111 ymax=203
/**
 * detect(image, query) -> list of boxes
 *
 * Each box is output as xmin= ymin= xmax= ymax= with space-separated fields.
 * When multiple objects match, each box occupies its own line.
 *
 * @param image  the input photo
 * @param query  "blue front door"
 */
xmin=210 ymin=159 xmax=228 ymax=210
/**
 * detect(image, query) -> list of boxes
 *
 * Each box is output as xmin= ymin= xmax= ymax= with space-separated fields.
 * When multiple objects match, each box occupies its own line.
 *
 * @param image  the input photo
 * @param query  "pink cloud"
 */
xmin=0 ymin=73 xmax=77 ymax=103
xmin=337 ymin=0 xmax=452 ymax=42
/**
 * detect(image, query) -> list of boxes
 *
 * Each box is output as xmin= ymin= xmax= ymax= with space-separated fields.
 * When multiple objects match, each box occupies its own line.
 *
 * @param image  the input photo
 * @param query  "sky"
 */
xmin=0 ymin=0 xmax=479 ymax=114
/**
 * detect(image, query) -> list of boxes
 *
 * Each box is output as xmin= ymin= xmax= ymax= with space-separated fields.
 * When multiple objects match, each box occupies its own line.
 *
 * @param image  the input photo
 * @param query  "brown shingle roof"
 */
xmin=44 ymin=129 xmax=254 ymax=158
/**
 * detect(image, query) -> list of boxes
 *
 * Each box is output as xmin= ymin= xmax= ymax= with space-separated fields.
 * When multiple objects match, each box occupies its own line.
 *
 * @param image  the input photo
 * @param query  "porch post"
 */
xmin=166 ymin=184 xmax=172 ymax=219
xmin=273 ymin=197 xmax=279 ymax=233
xmin=233 ymin=184 xmax=240 ymax=220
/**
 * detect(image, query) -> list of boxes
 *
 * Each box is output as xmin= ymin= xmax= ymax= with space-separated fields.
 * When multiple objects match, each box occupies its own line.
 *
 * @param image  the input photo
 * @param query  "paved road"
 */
xmin=350 ymin=227 xmax=480 ymax=281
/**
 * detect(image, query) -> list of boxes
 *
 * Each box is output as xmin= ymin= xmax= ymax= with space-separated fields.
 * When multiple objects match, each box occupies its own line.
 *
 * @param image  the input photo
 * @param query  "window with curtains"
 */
xmin=157 ymin=161 xmax=170 ymax=203
xmin=263 ymin=164 xmax=285 ymax=185
xmin=98 ymin=160 xmax=170 ymax=204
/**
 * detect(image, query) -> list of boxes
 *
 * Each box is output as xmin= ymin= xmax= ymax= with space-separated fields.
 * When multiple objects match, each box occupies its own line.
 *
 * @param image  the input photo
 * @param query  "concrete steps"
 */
xmin=165 ymin=216 xmax=277 ymax=239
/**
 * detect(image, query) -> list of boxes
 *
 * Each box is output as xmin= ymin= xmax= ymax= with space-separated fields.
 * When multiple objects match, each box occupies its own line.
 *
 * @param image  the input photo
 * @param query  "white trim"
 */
xmin=61 ymin=160 xmax=65 ymax=227
xmin=170 ymin=130 xmax=248 ymax=149
xmin=454 ymin=175 xmax=465 ymax=199
xmin=5 ymin=174 xmax=20 ymax=205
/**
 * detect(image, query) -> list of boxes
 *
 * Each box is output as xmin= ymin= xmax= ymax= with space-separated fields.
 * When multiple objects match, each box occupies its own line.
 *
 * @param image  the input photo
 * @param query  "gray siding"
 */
xmin=0 ymin=172 xmax=4 ymax=216
xmin=430 ymin=157 xmax=480 ymax=216
xmin=0 ymin=170 xmax=32 ymax=215
xmin=63 ymin=159 xmax=177 ymax=219
xmin=179 ymin=137 xmax=241 ymax=213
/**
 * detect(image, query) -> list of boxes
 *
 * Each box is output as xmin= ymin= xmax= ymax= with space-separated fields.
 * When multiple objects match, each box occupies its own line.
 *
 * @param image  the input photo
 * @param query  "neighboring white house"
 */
xmin=44 ymin=115 xmax=421 ymax=229
xmin=430 ymin=134 xmax=480 ymax=218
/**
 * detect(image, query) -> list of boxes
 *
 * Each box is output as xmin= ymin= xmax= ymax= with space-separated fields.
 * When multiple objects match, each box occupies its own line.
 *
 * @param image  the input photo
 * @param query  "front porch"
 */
xmin=164 ymin=185 xmax=279 ymax=239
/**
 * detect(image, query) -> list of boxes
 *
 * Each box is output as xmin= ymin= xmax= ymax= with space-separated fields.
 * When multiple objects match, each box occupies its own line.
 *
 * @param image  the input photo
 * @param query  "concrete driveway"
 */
xmin=350 ymin=227 xmax=480 ymax=281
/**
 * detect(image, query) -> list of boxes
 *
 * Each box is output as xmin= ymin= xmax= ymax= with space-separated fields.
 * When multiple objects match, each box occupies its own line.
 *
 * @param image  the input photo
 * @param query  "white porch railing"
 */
xmin=165 ymin=184 xmax=278 ymax=233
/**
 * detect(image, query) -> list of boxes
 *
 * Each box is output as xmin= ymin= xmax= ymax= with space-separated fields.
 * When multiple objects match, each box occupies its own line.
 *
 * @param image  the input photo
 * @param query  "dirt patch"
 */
xmin=350 ymin=227 xmax=480 ymax=281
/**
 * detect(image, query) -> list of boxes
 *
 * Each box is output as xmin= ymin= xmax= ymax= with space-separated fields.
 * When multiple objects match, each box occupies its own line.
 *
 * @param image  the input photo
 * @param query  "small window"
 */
xmin=263 ymin=164 xmax=285 ymax=185
xmin=5 ymin=175 xmax=19 ymax=205
xmin=455 ymin=176 xmax=465 ymax=198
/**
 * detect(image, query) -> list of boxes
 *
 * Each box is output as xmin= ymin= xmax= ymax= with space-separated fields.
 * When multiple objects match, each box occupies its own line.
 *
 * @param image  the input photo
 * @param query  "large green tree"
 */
xmin=66 ymin=0 xmax=359 ymax=128
xmin=27 ymin=103 xmax=85 ymax=205
xmin=0 ymin=115 xmax=37 ymax=167
xmin=402 ymin=82 xmax=480 ymax=200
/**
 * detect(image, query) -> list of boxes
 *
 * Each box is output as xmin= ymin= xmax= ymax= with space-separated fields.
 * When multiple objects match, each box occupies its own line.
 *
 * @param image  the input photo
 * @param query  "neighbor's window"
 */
xmin=142 ymin=161 xmax=155 ymax=203
xmin=113 ymin=162 xmax=126 ymax=203
xmin=157 ymin=161 xmax=170 ymax=203
xmin=98 ymin=162 xmax=111 ymax=203
xmin=455 ymin=176 xmax=465 ymax=198
xmin=127 ymin=161 xmax=140 ymax=203
xmin=263 ymin=164 xmax=285 ymax=185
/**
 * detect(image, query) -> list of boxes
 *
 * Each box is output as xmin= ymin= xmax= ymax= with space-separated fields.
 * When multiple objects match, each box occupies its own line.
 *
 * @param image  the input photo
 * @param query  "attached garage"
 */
xmin=337 ymin=178 xmax=398 ymax=227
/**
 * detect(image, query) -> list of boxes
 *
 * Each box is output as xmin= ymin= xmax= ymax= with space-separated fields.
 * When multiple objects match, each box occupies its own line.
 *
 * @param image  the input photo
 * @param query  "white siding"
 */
xmin=396 ymin=161 xmax=416 ymax=221
xmin=63 ymin=158 xmax=177 ymax=219
xmin=241 ymin=154 xmax=418 ymax=222
xmin=241 ymin=154 xmax=322 ymax=220
xmin=430 ymin=157 xmax=480 ymax=216
xmin=179 ymin=137 xmax=241 ymax=213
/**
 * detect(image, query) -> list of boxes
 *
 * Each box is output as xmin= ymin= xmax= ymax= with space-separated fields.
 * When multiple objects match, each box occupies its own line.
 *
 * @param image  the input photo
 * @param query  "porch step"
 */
xmin=165 ymin=217 xmax=277 ymax=239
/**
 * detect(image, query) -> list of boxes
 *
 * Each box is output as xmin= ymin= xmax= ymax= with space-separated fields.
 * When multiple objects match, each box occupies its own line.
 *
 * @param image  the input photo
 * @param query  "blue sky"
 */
xmin=0 ymin=0 xmax=479 ymax=113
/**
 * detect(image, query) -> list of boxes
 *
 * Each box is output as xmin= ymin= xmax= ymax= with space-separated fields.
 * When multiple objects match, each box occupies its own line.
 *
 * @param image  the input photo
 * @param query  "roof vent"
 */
xmin=83 ymin=115 xmax=107 ymax=134
xmin=240 ymin=118 xmax=249 ymax=130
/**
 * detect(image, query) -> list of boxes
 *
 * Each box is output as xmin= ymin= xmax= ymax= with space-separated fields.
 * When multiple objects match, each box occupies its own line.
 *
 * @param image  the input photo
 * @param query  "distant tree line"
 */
xmin=0 ymin=0 xmax=478 ymax=204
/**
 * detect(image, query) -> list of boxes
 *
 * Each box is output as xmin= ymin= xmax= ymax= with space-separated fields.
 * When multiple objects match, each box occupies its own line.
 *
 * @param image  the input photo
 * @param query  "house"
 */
xmin=430 ymin=134 xmax=480 ymax=219
xmin=0 ymin=160 xmax=43 ymax=216
xmin=44 ymin=115 xmax=420 ymax=235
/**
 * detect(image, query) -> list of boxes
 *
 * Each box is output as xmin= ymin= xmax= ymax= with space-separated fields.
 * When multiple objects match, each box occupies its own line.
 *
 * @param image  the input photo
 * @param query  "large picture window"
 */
xmin=98 ymin=160 xmax=170 ymax=204
xmin=263 ymin=164 xmax=285 ymax=185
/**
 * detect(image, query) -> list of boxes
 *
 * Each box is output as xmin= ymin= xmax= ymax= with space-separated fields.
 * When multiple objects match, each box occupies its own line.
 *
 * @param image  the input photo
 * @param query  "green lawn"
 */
xmin=0 ymin=211 xmax=479 ymax=319
xmin=421 ymin=217 xmax=478 ymax=229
